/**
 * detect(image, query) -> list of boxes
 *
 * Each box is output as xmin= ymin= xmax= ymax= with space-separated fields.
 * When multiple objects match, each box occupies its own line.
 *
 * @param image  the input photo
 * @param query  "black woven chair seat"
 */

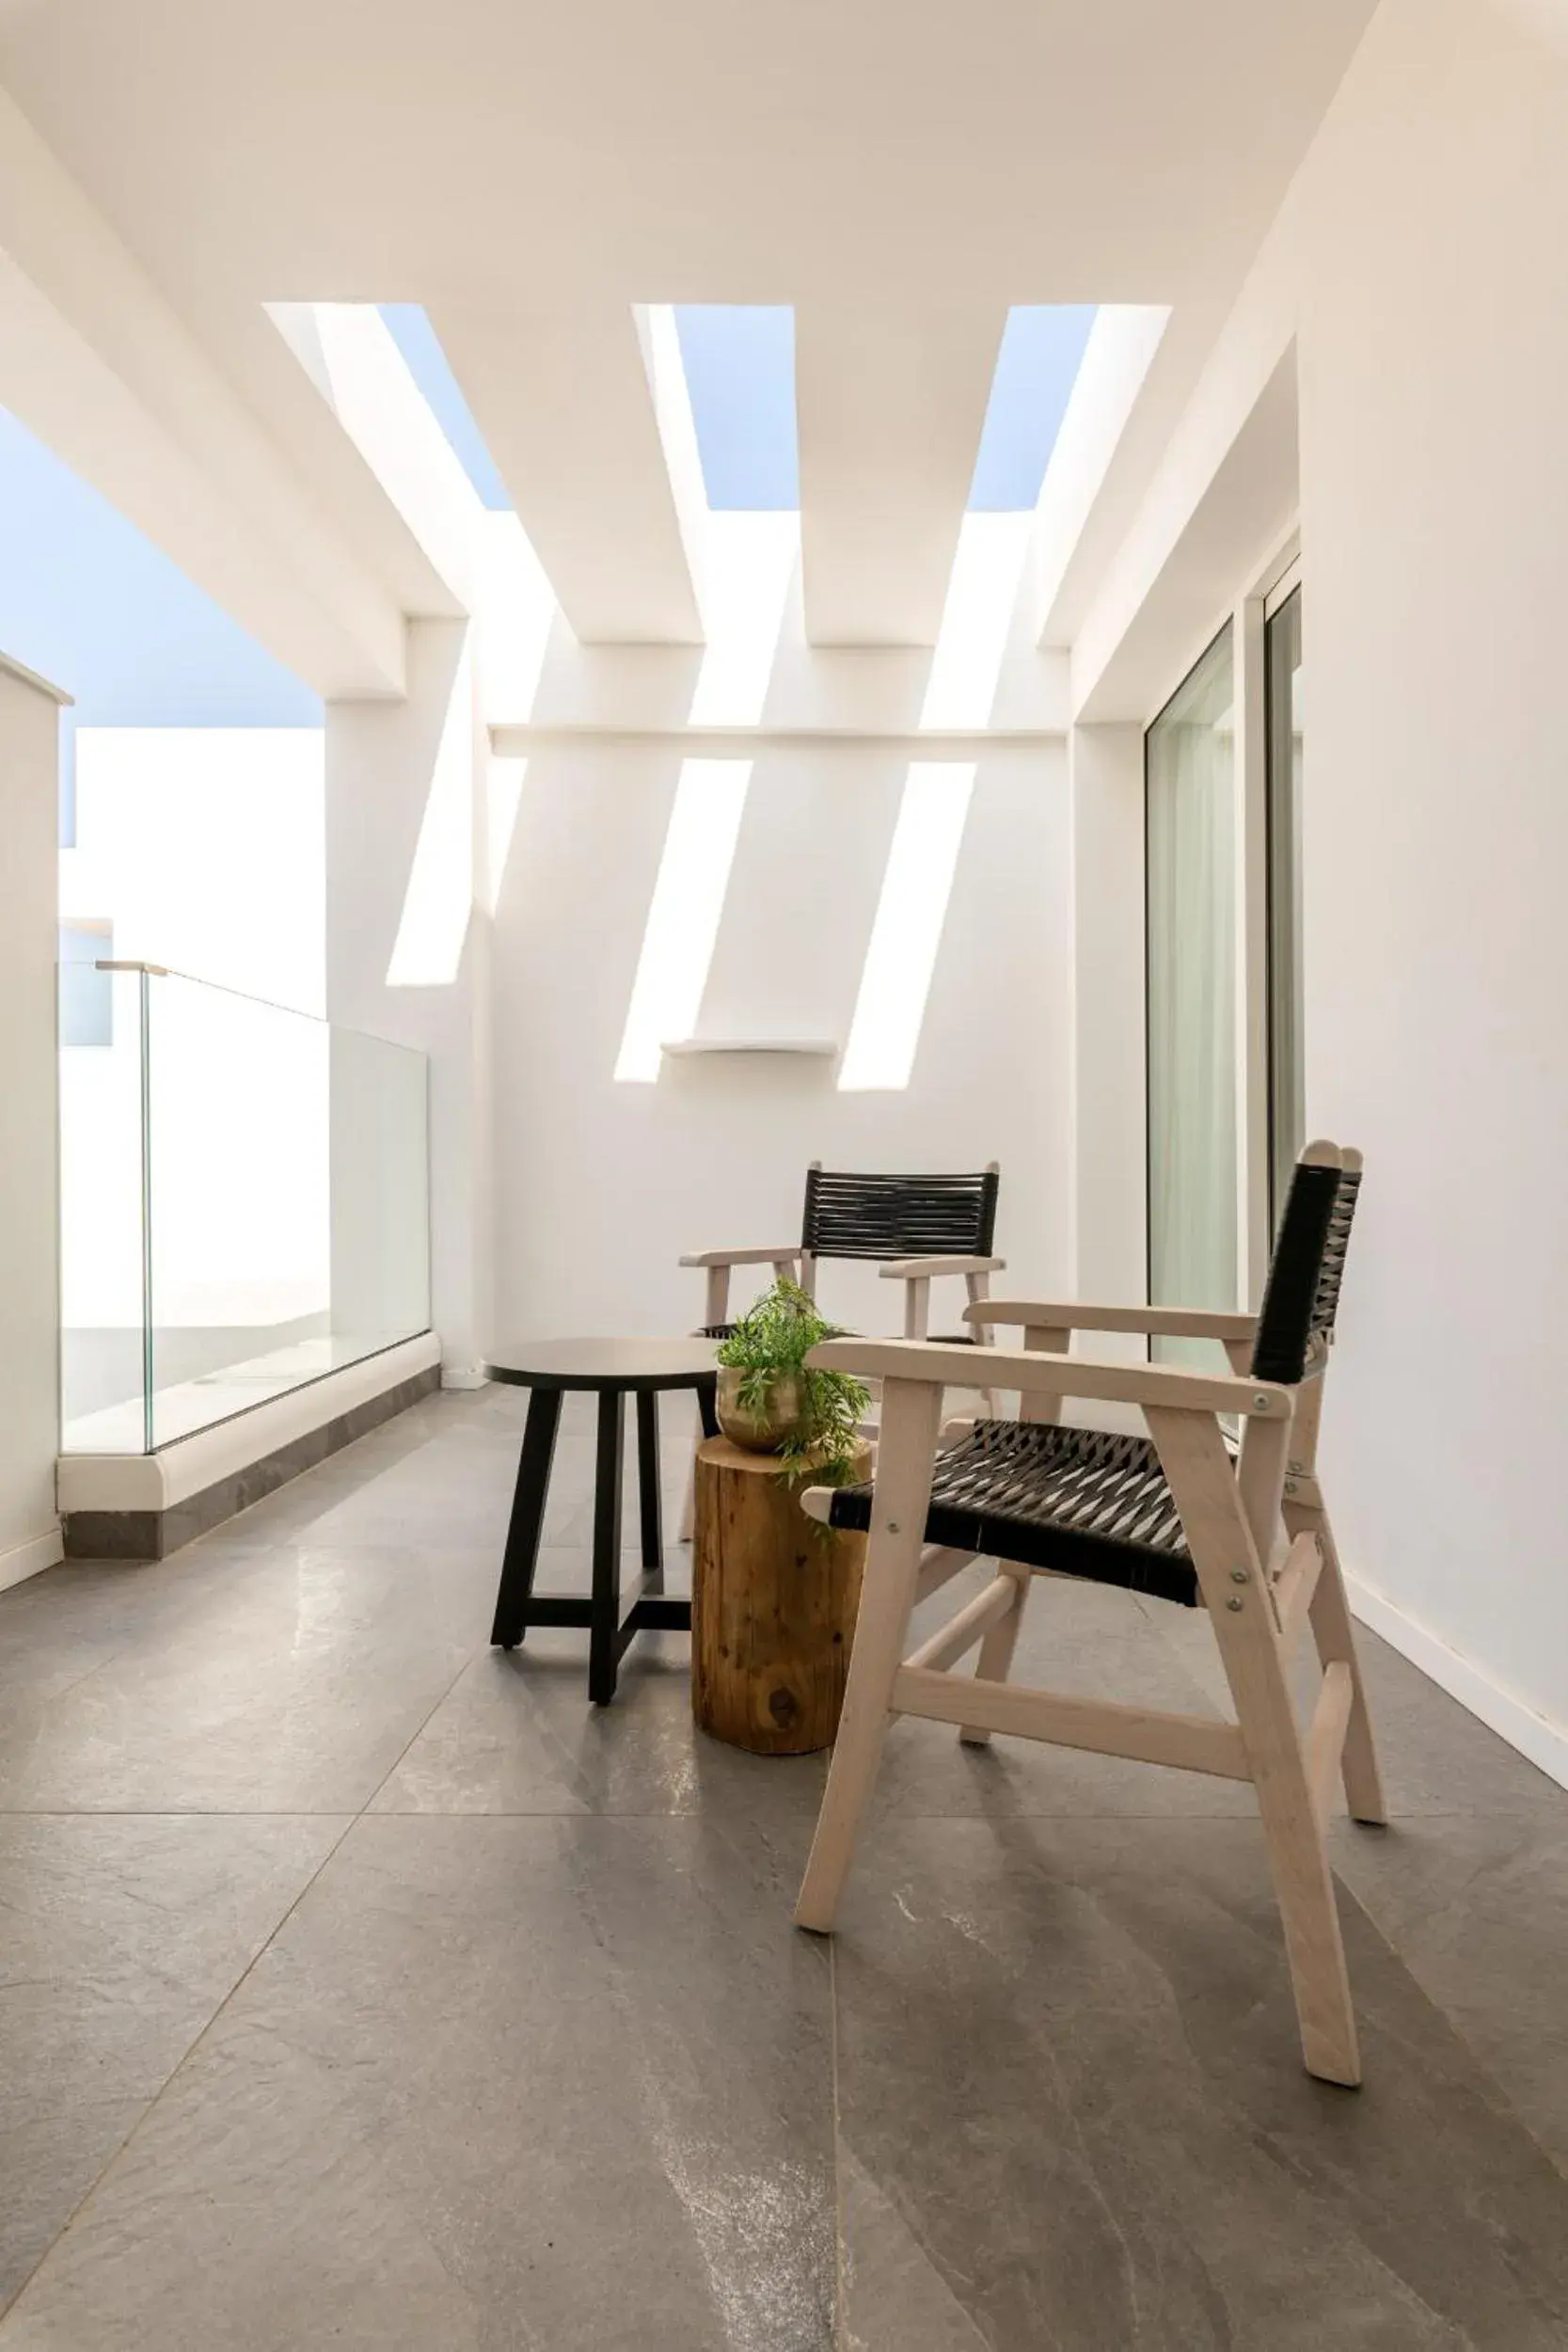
xmin=827 ymin=1419 xmax=1201 ymax=1608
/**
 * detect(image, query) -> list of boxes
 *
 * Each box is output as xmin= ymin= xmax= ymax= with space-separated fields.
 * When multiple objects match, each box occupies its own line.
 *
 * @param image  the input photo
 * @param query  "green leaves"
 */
xmin=715 ymin=1279 xmax=871 ymax=1482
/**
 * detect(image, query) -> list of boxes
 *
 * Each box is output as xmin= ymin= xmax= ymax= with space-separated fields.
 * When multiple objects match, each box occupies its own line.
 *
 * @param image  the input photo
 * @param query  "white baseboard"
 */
xmin=440 ymin=1366 xmax=489 ymax=1391
xmin=0 ymin=1523 xmax=64 ymax=1597
xmin=1348 ymin=1569 xmax=1568 ymax=1795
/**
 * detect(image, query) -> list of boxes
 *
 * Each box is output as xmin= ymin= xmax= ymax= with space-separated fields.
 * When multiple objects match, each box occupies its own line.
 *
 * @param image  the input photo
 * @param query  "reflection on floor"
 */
xmin=2 ymin=1387 xmax=1566 ymax=2347
xmin=60 ymin=1327 xmax=422 ymax=1454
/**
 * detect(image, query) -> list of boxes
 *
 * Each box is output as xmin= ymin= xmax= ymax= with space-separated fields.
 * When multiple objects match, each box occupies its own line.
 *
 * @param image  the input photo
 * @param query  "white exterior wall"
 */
xmin=57 ymin=728 xmax=333 ymax=1425
xmin=488 ymin=734 xmax=1073 ymax=1343
xmin=1076 ymin=0 xmax=1568 ymax=1783
xmin=1294 ymin=0 xmax=1568 ymax=1781
xmin=326 ymin=618 xmax=491 ymax=1383
xmin=61 ymin=727 xmax=325 ymax=1013
xmin=0 ymin=660 xmax=63 ymax=1588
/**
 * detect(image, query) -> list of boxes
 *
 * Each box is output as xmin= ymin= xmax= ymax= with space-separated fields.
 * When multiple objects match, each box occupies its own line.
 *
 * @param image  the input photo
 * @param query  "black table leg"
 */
xmin=491 ymin=1387 xmax=562 ymax=1648
xmin=589 ymin=1388 xmax=626 ymax=1705
xmin=636 ymin=1391 xmax=663 ymax=1590
xmin=696 ymin=1376 xmax=719 ymax=1439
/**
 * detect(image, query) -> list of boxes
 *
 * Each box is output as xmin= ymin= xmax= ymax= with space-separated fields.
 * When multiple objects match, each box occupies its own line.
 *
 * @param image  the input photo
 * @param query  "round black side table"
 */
xmin=485 ymin=1338 xmax=720 ymax=1704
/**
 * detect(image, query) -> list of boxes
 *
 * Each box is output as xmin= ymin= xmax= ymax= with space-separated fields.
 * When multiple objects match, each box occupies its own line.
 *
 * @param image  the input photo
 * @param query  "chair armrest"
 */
xmin=961 ymin=1298 xmax=1258 ymax=1342
xmin=678 ymin=1245 xmax=802 ymax=1268
xmin=807 ymin=1336 xmax=1291 ymax=1419
xmin=878 ymin=1255 xmax=1006 ymax=1280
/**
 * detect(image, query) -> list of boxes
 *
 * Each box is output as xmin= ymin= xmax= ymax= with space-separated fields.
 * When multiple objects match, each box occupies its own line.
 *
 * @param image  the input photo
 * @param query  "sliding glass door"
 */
xmin=1264 ymin=582 xmax=1305 ymax=1221
xmin=1146 ymin=625 xmax=1237 ymax=1348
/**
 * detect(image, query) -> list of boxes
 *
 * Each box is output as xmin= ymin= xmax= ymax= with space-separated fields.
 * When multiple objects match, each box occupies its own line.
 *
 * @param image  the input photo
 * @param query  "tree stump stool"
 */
xmin=692 ymin=1437 xmax=871 ymax=1754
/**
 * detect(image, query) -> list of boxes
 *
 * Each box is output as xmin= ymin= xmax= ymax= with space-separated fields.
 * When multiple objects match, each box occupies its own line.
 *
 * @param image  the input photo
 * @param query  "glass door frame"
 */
xmin=1262 ymin=558 xmax=1304 ymax=1229
xmin=1141 ymin=525 xmax=1299 ymax=1321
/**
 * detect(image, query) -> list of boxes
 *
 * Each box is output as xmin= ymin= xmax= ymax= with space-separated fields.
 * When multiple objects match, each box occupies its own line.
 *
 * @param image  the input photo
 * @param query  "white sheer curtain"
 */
xmin=1266 ymin=586 xmax=1306 ymax=1219
xmin=1146 ymin=625 xmax=1238 ymax=1359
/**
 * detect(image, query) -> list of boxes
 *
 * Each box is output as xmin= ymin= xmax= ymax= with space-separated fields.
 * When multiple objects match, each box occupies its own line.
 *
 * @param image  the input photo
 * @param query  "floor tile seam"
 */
xmin=353 ymin=1643 xmax=494 ymax=1821
xmin=1 ymin=1799 xmax=1555 ymax=1823
xmin=0 ymin=1804 xmax=362 ymax=2328
xmin=0 ymin=1597 xmax=215 ymax=1712
xmin=0 ymin=1804 xmax=388 ymax=1819
xmin=0 ymin=1808 xmax=374 ymax=1822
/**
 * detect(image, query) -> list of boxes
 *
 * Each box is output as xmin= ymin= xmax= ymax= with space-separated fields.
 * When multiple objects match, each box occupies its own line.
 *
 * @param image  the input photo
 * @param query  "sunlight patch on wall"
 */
xmin=920 ymin=512 xmax=1033 ymax=730
xmin=839 ymin=763 xmax=976 ymax=1091
xmin=475 ymin=511 xmax=558 ymax=727
xmin=615 ymin=758 xmax=752 ymax=1082
xmin=688 ymin=511 xmax=798 ymax=726
xmin=637 ymin=305 xmax=712 ymax=591
xmin=273 ymin=302 xmax=481 ymax=607
xmin=386 ymin=643 xmax=476 ymax=987
xmin=484 ymin=755 xmax=528 ymax=915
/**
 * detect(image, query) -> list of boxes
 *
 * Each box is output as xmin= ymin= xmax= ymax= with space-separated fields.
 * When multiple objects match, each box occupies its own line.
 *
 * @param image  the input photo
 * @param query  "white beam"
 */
xmin=0 ymin=88 xmax=407 ymax=699
xmin=431 ymin=300 xmax=705 ymax=644
xmin=1071 ymin=342 xmax=1299 ymax=723
xmin=797 ymin=300 xmax=1006 ymax=647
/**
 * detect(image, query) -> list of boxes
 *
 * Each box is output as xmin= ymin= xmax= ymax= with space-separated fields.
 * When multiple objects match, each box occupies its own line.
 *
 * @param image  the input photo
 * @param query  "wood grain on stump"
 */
xmin=691 ymin=1437 xmax=870 ymax=1755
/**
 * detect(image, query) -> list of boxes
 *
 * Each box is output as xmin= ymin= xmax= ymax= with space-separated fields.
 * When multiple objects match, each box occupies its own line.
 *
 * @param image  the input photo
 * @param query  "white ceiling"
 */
xmin=0 ymin=0 xmax=1377 ymax=653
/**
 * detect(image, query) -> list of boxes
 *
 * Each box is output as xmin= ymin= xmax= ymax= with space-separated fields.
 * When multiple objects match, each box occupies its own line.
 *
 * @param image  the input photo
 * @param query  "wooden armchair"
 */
xmin=676 ymin=1162 xmax=1005 ymax=1537
xmin=792 ymin=1142 xmax=1385 ymax=2087
xmin=679 ymin=1161 xmax=1005 ymax=1343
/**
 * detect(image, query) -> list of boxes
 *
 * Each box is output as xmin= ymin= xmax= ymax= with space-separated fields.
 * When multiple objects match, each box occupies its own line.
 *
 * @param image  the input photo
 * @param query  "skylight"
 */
xmin=377 ymin=305 xmax=511 ymax=511
xmin=967 ymin=305 xmax=1097 ymax=510
xmin=673 ymin=307 xmax=799 ymax=511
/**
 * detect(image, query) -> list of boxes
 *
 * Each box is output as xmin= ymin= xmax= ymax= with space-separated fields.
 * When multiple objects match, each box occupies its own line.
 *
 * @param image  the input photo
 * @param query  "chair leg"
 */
xmin=1212 ymin=1581 xmax=1361 ymax=2086
xmin=795 ymin=1378 xmax=943 ymax=1934
xmin=1149 ymin=1405 xmax=1361 ymax=2086
xmin=1296 ymin=1503 xmax=1387 ymax=1827
xmin=958 ymin=1567 xmax=1031 ymax=1745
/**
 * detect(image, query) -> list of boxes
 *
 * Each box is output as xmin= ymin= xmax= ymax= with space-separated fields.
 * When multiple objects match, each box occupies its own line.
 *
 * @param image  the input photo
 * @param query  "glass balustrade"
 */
xmin=59 ymin=963 xmax=430 ymax=1454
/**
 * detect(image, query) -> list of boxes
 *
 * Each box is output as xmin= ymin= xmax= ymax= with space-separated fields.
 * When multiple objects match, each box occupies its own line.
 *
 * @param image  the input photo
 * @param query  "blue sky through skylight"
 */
xmin=674 ymin=307 xmax=799 ymax=511
xmin=379 ymin=305 xmax=512 ymax=510
xmin=968 ymin=306 xmax=1097 ymax=509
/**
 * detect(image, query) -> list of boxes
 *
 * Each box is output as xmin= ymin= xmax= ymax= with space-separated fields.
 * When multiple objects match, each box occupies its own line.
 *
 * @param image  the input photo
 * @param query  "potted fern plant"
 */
xmin=714 ymin=1279 xmax=870 ymax=1484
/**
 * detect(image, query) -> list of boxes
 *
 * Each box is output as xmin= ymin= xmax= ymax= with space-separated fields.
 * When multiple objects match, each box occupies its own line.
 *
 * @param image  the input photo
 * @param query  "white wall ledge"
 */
xmin=58 ymin=1331 xmax=441 ymax=1514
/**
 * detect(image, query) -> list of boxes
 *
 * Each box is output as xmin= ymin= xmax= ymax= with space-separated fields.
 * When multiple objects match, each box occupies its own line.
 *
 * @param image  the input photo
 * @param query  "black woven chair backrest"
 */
xmin=1249 ymin=1151 xmax=1362 ymax=1385
xmin=800 ymin=1168 xmax=999 ymax=1263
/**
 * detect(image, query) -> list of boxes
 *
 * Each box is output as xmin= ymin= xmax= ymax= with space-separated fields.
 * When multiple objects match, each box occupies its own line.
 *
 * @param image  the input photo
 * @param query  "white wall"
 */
xmin=1294 ymin=0 xmax=1568 ymax=1781
xmin=1073 ymin=0 xmax=1568 ymax=1784
xmin=0 ymin=658 xmax=64 ymax=1588
xmin=327 ymin=619 xmax=491 ymax=1382
xmin=489 ymin=736 xmax=1073 ymax=1342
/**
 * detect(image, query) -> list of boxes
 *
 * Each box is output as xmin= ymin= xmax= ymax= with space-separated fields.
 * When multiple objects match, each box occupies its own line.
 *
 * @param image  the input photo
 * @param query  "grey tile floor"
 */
xmin=2 ymin=1387 xmax=1567 ymax=2347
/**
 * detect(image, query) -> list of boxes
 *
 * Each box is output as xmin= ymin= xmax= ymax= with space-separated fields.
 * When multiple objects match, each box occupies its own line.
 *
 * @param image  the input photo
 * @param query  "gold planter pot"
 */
xmin=715 ymin=1365 xmax=809 ymax=1454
